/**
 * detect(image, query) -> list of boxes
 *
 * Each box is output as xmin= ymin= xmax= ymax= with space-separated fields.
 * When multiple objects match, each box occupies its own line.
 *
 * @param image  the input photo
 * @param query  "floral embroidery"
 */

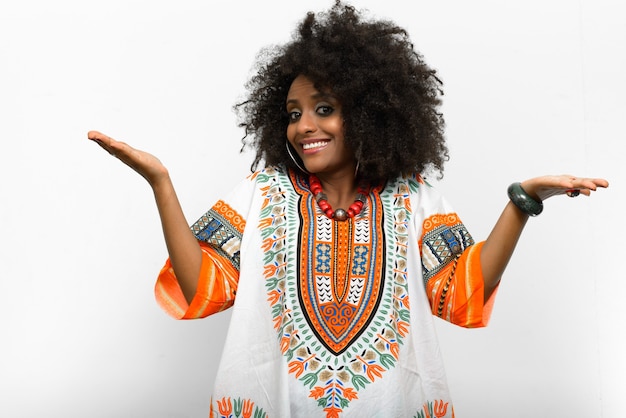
xmin=413 ymin=399 xmax=453 ymax=418
xmin=213 ymin=396 xmax=267 ymax=418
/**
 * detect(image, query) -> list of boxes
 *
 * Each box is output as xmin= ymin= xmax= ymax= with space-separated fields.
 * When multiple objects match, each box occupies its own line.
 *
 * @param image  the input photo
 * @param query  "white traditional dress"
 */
xmin=155 ymin=166 xmax=496 ymax=418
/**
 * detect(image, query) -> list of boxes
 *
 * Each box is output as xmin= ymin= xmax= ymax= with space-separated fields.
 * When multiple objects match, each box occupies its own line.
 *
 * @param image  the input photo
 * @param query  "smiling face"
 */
xmin=286 ymin=75 xmax=355 ymax=180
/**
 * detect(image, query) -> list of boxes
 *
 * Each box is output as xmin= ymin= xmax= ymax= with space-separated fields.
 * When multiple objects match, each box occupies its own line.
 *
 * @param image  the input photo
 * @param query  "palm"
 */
xmin=87 ymin=130 xmax=169 ymax=186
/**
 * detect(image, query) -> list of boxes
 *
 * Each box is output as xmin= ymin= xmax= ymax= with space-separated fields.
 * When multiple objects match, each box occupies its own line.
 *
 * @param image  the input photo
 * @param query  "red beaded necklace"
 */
xmin=309 ymin=174 xmax=369 ymax=221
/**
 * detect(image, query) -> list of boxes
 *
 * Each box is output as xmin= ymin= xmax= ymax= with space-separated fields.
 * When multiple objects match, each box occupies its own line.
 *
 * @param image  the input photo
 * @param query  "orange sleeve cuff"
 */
xmin=154 ymin=241 xmax=239 ymax=320
xmin=426 ymin=241 xmax=498 ymax=328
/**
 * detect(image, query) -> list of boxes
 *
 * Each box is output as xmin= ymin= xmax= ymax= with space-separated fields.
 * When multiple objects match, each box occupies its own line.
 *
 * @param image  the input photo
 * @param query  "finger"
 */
xmin=575 ymin=178 xmax=607 ymax=192
xmin=565 ymin=185 xmax=603 ymax=198
xmin=87 ymin=131 xmax=116 ymax=154
xmin=87 ymin=130 xmax=114 ymax=143
xmin=591 ymin=178 xmax=610 ymax=188
xmin=87 ymin=131 xmax=132 ymax=158
xmin=565 ymin=176 xmax=609 ymax=192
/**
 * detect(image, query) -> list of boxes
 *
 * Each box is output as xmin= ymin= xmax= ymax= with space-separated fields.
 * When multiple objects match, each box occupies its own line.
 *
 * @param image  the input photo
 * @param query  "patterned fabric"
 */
xmin=260 ymin=173 xmax=411 ymax=414
xmin=155 ymin=167 xmax=496 ymax=417
xmin=155 ymin=200 xmax=244 ymax=319
xmin=420 ymin=214 xmax=491 ymax=327
xmin=292 ymin=175 xmax=386 ymax=356
xmin=212 ymin=397 xmax=267 ymax=418
xmin=192 ymin=200 xmax=246 ymax=270
xmin=421 ymin=213 xmax=474 ymax=285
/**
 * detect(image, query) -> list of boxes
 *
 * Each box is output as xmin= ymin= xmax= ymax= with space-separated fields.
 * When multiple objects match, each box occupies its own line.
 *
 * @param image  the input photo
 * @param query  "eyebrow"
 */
xmin=286 ymin=92 xmax=337 ymax=106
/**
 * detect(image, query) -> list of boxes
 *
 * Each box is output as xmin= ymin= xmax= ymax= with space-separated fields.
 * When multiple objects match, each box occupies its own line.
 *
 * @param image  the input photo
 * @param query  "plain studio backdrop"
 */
xmin=0 ymin=0 xmax=623 ymax=417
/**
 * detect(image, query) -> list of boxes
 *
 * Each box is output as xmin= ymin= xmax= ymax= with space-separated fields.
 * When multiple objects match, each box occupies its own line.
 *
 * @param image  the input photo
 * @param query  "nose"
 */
xmin=296 ymin=110 xmax=316 ymax=135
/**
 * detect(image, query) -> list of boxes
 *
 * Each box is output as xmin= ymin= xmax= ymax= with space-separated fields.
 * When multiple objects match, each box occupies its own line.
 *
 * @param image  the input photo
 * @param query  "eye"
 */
xmin=316 ymin=105 xmax=334 ymax=116
xmin=288 ymin=110 xmax=301 ymax=122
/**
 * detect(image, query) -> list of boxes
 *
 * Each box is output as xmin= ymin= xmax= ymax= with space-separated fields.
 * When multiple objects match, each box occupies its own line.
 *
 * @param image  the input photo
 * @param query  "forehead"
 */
xmin=286 ymin=75 xmax=337 ymax=103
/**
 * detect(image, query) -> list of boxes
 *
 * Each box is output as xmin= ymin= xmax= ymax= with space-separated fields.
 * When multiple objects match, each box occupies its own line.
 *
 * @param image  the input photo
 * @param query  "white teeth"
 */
xmin=302 ymin=141 xmax=327 ymax=150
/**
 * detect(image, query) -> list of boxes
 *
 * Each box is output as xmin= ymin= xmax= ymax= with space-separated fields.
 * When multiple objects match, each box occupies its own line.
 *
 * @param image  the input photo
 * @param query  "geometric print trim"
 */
xmin=420 ymin=213 xmax=474 ymax=286
xmin=258 ymin=167 xmax=414 ymax=417
xmin=191 ymin=200 xmax=246 ymax=271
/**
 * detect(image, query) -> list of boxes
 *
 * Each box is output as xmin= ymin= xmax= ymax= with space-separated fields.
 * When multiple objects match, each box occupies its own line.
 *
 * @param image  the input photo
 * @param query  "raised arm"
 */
xmin=480 ymin=175 xmax=609 ymax=299
xmin=87 ymin=130 xmax=201 ymax=303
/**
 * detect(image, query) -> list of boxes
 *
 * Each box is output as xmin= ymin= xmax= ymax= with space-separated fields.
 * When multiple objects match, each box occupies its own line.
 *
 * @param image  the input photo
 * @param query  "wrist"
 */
xmin=507 ymin=182 xmax=543 ymax=217
xmin=519 ymin=180 xmax=542 ymax=201
xmin=149 ymin=170 xmax=174 ymax=193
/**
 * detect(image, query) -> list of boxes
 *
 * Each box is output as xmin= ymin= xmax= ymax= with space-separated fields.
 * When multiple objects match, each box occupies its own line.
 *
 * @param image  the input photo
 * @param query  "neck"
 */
xmin=308 ymin=172 xmax=370 ymax=222
xmin=314 ymin=174 xmax=358 ymax=210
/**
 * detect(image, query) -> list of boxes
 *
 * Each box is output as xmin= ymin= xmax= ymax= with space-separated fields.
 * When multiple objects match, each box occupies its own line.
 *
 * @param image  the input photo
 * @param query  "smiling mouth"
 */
xmin=302 ymin=141 xmax=329 ymax=151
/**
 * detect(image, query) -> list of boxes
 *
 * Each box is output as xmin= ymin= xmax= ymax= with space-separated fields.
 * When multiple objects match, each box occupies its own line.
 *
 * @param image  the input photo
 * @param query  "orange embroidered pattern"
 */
xmin=413 ymin=400 xmax=453 ymax=418
xmin=420 ymin=212 xmax=486 ymax=327
xmin=191 ymin=199 xmax=246 ymax=270
xmin=420 ymin=213 xmax=472 ymax=285
xmin=212 ymin=396 xmax=267 ymax=418
xmin=297 ymin=202 xmax=385 ymax=355
xmin=258 ymin=168 xmax=415 ymax=417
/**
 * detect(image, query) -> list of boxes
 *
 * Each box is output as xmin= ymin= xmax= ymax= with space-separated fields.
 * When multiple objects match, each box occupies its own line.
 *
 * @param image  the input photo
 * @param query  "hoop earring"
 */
xmin=285 ymin=141 xmax=309 ymax=174
xmin=354 ymin=160 xmax=360 ymax=179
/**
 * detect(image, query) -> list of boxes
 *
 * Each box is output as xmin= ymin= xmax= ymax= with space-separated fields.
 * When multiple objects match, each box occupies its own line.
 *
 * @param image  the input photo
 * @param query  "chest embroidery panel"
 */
xmin=259 ymin=170 xmax=414 ymax=416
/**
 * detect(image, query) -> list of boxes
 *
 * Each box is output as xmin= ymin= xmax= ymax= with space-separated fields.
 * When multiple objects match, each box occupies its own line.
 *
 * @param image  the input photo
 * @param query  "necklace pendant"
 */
xmin=308 ymin=174 xmax=370 ymax=222
xmin=334 ymin=208 xmax=348 ymax=221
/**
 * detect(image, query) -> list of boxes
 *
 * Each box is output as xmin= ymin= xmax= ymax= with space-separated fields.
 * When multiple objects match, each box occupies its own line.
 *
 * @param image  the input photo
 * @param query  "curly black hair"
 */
xmin=236 ymin=0 xmax=448 ymax=182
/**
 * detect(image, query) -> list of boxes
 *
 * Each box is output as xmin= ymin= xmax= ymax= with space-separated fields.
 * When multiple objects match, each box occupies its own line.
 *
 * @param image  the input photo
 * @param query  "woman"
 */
xmin=88 ymin=2 xmax=607 ymax=417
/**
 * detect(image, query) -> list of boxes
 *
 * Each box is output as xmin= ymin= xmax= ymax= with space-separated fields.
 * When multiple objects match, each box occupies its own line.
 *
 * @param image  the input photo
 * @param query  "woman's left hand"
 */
xmin=521 ymin=175 xmax=609 ymax=201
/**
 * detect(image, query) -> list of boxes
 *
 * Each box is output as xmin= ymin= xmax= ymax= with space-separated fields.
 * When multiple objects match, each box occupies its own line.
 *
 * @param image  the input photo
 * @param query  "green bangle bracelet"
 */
xmin=507 ymin=182 xmax=543 ymax=216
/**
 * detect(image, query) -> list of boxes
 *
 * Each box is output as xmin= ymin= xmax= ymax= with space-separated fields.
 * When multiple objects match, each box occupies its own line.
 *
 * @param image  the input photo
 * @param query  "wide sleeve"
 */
xmin=415 ymin=179 xmax=498 ymax=328
xmin=154 ymin=175 xmax=254 ymax=320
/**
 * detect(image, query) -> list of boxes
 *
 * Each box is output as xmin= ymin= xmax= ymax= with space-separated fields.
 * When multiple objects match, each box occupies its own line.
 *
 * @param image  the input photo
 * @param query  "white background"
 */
xmin=0 ymin=0 xmax=623 ymax=417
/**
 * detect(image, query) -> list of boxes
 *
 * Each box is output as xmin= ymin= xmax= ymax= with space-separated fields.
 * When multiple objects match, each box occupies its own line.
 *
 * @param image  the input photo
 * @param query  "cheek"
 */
xmin=328 ymin=112 xmax=344 ymax=130
xmin=328 ymin=117 xmax=345 ymax=140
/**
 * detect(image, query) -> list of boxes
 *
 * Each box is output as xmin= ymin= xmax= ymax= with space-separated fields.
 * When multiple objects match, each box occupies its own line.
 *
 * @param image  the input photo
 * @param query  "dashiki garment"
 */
xmin=155 ymin=166 xmax=496 ymax=418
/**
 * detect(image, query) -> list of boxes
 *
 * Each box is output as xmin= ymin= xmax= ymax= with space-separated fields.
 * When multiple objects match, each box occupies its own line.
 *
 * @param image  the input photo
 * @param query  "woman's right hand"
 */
xmin=87 ymin=130 xmax=169 ymax=187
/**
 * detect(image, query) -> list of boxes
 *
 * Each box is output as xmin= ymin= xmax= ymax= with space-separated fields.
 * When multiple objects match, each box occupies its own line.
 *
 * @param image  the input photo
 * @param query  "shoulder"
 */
xmin=380 ymin=173 xmax=454 ymax=218
xmin=246 ymin=165 xmax=288 ymax=183
xmin=381 ymin=173 xmax=435 ymax=196
xmin=237 ymin=166 xmax=288 ymax=193
xmin=242 ymin=165 xmax=302 ymax=198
